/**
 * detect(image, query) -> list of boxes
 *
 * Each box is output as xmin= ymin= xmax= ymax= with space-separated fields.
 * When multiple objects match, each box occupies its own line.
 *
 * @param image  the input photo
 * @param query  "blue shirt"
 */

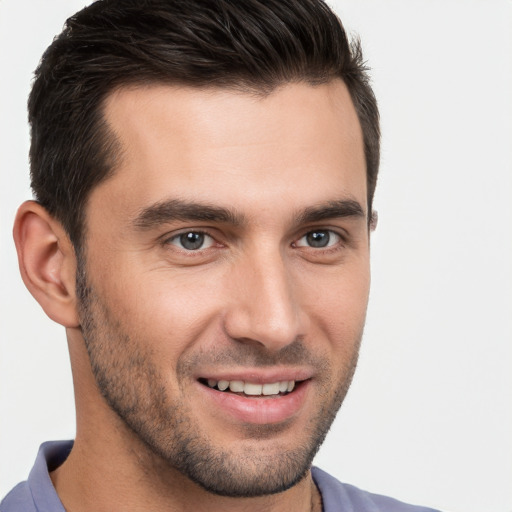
xmin=1 ymin=441 xmax=442 ymax=511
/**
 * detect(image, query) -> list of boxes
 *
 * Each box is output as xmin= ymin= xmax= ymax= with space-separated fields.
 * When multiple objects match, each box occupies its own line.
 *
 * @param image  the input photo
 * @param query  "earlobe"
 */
xmin=13 ymin=200 xmax=80 ymax=328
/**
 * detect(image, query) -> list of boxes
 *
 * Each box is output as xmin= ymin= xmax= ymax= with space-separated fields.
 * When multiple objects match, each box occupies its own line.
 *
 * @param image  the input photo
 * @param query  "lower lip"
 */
xmin=198 ymin=381 xmax=310 ymax=425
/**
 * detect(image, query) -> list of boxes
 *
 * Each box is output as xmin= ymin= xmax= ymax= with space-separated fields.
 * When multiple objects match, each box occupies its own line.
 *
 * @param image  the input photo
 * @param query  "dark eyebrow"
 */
xmin=133 ymin=199 xmax=245 ymax=230
xmin=296 ymin=199 xmax=366 ymax=225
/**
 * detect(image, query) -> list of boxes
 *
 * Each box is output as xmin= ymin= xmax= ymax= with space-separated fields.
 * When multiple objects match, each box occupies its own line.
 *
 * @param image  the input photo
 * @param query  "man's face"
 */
xmin=77 ymin=80 xmax=370 ymax=497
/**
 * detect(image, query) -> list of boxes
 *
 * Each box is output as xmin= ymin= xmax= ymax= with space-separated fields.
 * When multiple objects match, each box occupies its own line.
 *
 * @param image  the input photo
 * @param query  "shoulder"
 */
xmin=0 ymin=482 xmax=36 ymax=512
xmin=312 ymin=467 xmax=443 ymax=512
xmin=0 ymin=440 xmax=72 ymax=512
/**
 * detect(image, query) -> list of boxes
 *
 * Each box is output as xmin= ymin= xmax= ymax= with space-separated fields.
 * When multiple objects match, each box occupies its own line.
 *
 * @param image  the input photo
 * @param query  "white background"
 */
xmin=1 ymin=1 xmax=511 ymax=511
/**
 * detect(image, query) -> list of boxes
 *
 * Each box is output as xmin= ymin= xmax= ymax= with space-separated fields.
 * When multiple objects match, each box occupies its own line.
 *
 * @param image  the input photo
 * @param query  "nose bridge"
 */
xmin=223 ymin=244 xmax=305 ymax=350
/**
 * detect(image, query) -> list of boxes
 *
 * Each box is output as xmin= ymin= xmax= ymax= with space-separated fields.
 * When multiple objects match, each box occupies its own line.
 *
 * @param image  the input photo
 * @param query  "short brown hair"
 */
xmin=29 ymin=0 xmax=380 ymax=248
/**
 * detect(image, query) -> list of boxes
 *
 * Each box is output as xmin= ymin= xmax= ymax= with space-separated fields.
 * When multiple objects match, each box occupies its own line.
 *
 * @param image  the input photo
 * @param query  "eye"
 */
xmin=167 ymin=231 xmax=215 ymax=251
xmin=295 ymin=230 xmax=341 ymax=248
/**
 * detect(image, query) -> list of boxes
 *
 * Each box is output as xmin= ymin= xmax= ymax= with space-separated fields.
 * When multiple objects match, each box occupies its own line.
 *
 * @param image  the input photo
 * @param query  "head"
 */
xmin=18 ymin=0 xmax=380 ymax=501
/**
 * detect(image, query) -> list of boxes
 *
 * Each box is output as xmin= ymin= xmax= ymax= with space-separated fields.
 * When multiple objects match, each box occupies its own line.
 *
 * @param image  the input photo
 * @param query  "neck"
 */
xmin=51 ymin=434 xmax=321 ymax=512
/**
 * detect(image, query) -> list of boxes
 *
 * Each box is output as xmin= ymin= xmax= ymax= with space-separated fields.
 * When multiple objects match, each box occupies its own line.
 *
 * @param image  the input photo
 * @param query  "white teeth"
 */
xmin=244 ymin=383 xmax=263 ymax=395
xmin=262 ymin=382 xmax=280 ymax=395
xmin=229 ymin=380 xmax=244 ymax=392
xmin=205 ymin=378 xmax=296 ymax=396
xmin=218 ymin=380 xmax=229 ymax=391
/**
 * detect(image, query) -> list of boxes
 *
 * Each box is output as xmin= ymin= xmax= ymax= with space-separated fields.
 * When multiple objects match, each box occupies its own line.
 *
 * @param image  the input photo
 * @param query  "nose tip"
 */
xmin=223 ymin=257 xmax=307 ymax=351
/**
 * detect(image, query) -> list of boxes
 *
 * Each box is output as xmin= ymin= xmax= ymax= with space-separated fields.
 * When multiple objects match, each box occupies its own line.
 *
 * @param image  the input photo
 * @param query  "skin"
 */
xmin=14 ymin=79 xmax=370 ymax=512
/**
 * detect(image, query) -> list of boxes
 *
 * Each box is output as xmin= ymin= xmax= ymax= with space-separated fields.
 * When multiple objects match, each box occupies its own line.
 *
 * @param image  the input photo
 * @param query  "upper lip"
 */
xmin=195 ymin=367 xmax=314 ymax=384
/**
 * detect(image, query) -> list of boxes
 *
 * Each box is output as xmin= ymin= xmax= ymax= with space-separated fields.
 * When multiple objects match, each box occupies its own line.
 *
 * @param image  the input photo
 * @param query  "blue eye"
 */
xmin=296 ymin=230 xmax=341 ymax=248
xmin=168 ymin=231 xmax=214 ymax=251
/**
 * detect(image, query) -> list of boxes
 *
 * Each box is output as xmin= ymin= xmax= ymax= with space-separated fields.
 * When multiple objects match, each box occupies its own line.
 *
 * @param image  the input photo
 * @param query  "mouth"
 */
xmin=198 ymin=378 xmax=299 ymax=397
xmin=195 ymin=371 xmax=312 ymax=424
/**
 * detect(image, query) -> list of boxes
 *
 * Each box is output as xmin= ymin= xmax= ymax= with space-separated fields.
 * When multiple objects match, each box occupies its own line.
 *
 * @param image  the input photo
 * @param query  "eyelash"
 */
xmin=164 ymin=230 xmax=217 ymax=252
xmin=163 ymin=228 xmax=346 ymax=254
xmin=293 ymin=230 xmax=344 ymax=250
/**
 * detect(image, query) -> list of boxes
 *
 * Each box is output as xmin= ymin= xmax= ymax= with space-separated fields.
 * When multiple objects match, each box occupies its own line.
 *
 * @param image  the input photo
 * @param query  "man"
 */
xmin=1 ymin=1 xmax=441 ymax=511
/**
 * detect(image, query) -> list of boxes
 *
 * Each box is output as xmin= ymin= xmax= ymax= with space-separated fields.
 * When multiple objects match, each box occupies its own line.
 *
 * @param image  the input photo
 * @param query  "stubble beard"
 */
xmin=75 ymin=260 xmax=362 ymax=498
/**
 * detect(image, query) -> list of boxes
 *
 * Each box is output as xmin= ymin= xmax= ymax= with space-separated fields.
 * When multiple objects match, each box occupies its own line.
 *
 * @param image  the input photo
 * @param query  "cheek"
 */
xmin=96 ymin=266 xmax=227 ymax=359
xmin=301 ymin=257 xmax=370 ymax=307
xmin=301 ymin=264 xmax=370 ymax=343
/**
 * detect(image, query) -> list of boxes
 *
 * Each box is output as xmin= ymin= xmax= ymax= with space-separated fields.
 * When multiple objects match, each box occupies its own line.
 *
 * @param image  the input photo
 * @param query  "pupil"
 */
xmin=180 ymin=232 xmax=204 ymax=250
xmin=307 ymin=231 xmax=329 ymax=248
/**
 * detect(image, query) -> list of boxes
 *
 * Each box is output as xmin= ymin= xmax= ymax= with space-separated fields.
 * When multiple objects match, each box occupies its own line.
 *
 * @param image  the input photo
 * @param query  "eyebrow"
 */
xmin=132 ymin=197 xmax=366 ymax=231
xmin=296 ymin=199 xmax=366 ymax=225
xmin=133 ymin=199 xmax=245 ymax=230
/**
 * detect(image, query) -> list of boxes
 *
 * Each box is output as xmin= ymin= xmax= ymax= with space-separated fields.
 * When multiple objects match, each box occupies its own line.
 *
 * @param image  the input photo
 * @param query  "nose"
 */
xmin=222 ymin=247 xmax=308 ymax=351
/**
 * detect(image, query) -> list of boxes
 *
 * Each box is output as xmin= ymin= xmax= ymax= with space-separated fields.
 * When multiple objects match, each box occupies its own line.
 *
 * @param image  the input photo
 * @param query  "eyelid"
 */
xmin=293 ymin=228 xmax=345 ymax=249
xmin=163 ymin=229 xmax=217 ymax=251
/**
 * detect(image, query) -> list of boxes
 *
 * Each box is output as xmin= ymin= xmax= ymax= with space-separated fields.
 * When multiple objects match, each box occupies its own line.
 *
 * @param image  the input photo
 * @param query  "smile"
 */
xmin=201 ymin=378 xmax=296 ymax=396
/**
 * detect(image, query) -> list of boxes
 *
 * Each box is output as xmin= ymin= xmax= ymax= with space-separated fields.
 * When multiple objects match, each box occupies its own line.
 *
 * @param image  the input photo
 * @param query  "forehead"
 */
xmin=94 ymin=80 xmax=366 ymax=224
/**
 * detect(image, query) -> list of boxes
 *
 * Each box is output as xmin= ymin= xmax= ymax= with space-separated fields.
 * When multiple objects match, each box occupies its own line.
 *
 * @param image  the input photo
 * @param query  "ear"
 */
xmin=13 ymin=200 xmax=80 ymax=328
